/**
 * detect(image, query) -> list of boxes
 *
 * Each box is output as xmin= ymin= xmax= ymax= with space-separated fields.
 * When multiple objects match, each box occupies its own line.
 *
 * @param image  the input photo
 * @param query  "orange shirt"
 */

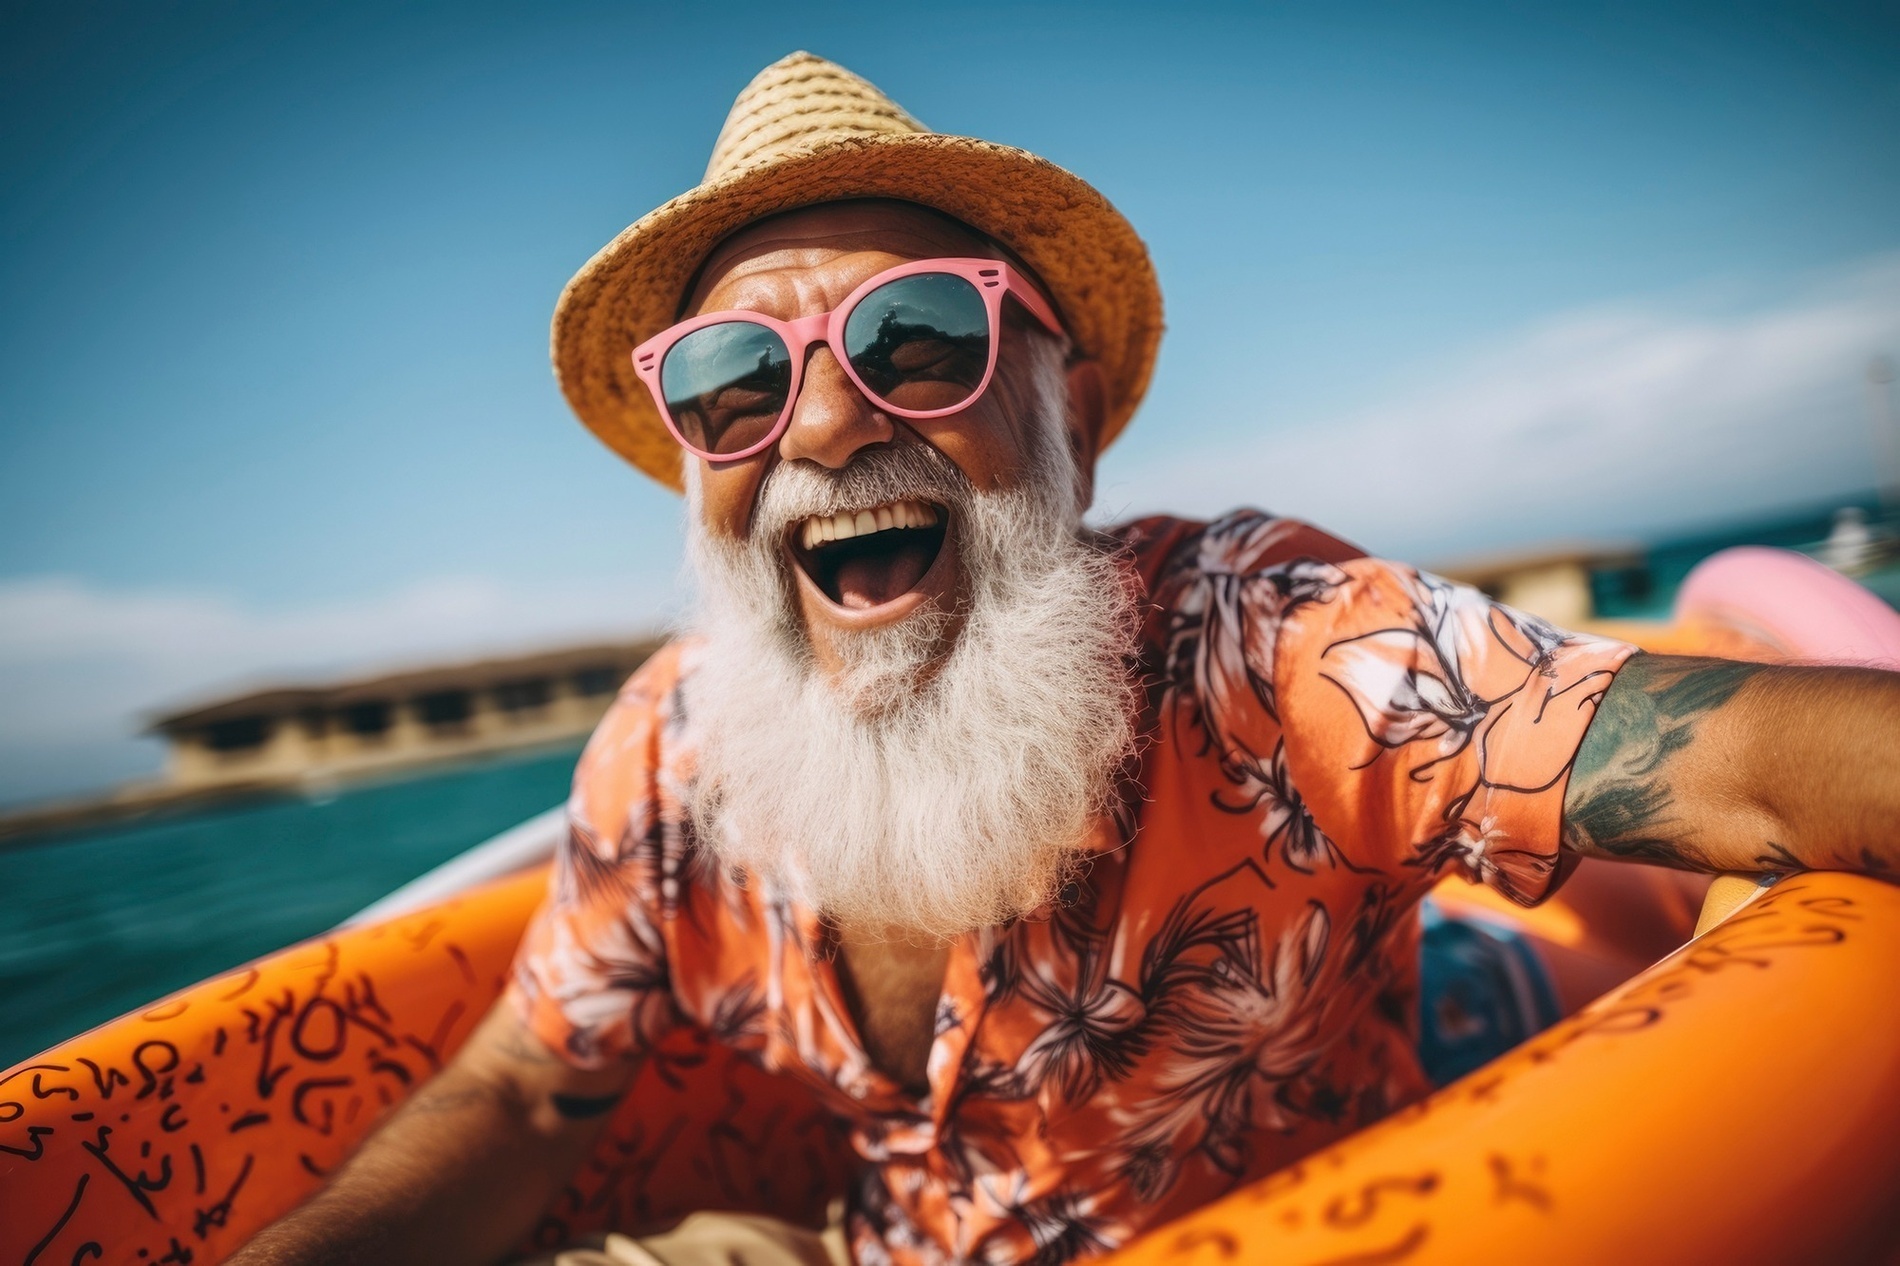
xmin=510 ymin=510 xmax=1634 ymax=1264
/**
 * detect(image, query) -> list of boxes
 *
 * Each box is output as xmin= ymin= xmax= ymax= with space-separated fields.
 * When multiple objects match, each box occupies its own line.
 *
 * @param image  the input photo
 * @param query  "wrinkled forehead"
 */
xmin=683 ymin=199 xmax=1005 ymax=317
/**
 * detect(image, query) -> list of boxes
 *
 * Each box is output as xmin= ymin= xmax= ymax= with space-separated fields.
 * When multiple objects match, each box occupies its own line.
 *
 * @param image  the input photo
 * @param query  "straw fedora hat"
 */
xmin=551 ymin=51 xmax=1163 ymax=491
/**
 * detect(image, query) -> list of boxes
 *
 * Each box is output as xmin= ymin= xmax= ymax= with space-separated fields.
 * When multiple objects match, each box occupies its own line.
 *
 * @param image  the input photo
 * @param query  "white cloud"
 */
xmin=0 ymin=570 xmax=683 ymax=806
xmin=1100 ymin=253 xmax=1900 ymax=562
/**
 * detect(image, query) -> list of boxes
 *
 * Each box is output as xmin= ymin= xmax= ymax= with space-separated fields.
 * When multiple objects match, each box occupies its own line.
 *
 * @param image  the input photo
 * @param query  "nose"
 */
xmin=777 ymin=346 xmax=893 ymax=469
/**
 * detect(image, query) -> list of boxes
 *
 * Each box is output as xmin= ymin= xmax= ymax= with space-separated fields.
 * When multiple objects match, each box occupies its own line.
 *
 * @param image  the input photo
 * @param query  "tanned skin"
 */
xmin=833 ymin=923 xmax=953 ymax=1095
xmin=1564 ymin=654 xmax=1900 ymax=876
xmin=227 ymin=1004 xmax=636 ymax=1265
xmin=229 ymin=200 xmax=1103 ymax=1266
xmin=230 ymin=199 xmax=1900 ymax=1263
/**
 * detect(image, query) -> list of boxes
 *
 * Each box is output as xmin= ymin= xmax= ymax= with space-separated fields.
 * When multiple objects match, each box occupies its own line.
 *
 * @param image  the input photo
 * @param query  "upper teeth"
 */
xmin=798 ymin=500 xmax=940 ymax=550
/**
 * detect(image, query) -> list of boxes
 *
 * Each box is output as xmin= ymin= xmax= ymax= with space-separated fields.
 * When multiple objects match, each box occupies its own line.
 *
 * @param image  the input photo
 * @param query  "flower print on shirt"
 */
xmin=1158 ymin=516 xmax=1373 ymax=878
xmin=1292 ymin=561 xmax=1635 ymax=904
xmin=1012 ymin=960 xmax=1147 ymax=1104
xmin=508 ymin=508 xmax=1637 ymax=1265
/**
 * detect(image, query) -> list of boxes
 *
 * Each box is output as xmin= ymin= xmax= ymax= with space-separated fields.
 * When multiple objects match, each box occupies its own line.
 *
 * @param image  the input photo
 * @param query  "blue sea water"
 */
xmin=0 ymin=743 xmax=580 ymax=1070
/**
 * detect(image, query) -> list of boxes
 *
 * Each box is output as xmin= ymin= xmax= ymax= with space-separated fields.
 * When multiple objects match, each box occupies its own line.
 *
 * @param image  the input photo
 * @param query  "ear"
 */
xmin=1063 ymin=359 xmax=1106 ymax=512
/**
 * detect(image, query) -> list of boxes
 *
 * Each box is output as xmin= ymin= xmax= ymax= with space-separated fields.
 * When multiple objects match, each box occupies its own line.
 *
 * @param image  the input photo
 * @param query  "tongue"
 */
xmin=833 ymin=540 xmax=933 ymax=609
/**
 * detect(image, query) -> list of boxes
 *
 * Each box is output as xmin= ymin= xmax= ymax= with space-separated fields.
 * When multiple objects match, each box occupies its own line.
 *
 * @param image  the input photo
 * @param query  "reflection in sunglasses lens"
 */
xmin=843 ymin=274 xmax=990 ymax=413
xmin=661 ymin=321 xmax=793 ymax=455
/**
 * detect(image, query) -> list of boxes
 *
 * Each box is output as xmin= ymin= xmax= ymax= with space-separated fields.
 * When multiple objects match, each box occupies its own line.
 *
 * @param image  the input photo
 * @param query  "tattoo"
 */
xmin=550 ymin=1092 xmax=624 ymax=1119
xmin=1562 ymin=656 xmax=1765 ymax=868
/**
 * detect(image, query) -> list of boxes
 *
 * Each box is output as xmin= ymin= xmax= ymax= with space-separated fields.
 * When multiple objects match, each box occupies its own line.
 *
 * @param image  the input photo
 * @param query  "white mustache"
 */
xmin=748 ymin=443 xmax=970 ymax=553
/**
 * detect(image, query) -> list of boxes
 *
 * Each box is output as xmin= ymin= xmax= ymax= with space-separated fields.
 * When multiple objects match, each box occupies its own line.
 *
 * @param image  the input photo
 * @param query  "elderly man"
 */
xmin=234 ymin=53 xmax=1900 ymax=1266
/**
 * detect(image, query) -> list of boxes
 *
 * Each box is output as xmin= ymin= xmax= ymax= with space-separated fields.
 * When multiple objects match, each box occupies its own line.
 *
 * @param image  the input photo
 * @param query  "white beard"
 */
xmin=680 ymin=350 xmax=1140 ymax=940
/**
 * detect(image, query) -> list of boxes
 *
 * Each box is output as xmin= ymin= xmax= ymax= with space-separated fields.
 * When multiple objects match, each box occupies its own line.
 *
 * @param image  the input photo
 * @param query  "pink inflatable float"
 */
xmin=1590 ymin=544 xmax=1900 ymax=667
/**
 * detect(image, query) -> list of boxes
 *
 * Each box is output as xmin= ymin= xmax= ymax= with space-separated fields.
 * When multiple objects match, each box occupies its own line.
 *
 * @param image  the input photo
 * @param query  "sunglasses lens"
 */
xmin=660 ymin=321 xmax=793 ymax=456
xmin=842 ymin=273 xmax=990 ymax=412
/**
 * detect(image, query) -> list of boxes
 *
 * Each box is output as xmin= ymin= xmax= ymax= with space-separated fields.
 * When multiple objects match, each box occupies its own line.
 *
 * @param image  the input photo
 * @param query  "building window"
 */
xmin=415 ymin=690 xmax=473 ymax=730
xmin=203 ymin=716 xmax=271 ymax=753
xmin=343 ymin=701 xmax=393 ymax=737
xmin=572 ymin=666 xmax=620 ymax=697
xmin=493 ymin=677 xmax=553 ymax=714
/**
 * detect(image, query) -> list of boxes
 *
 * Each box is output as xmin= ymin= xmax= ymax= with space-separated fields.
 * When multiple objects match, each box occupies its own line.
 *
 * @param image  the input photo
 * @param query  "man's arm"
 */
xmin=227 ymin=997 xmax=636 ymax=1266
xmin=1562 ymin=654 xmax=1900 ymax=875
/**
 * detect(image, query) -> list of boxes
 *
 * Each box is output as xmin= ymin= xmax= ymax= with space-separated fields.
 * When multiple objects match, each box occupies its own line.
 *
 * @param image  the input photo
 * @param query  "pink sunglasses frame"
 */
xmin=631 ymin=257 xmax=1068 ymax=463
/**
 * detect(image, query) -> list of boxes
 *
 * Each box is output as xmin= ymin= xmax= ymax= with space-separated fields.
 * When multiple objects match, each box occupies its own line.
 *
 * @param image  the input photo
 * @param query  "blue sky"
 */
xmin=3 ymin=1 xmax=1897 ymax=803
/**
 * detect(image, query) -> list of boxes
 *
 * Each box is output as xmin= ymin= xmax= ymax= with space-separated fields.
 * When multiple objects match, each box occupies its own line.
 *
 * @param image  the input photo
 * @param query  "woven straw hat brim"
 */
xmin=552 ymin=131 xmax=1163 ymax=492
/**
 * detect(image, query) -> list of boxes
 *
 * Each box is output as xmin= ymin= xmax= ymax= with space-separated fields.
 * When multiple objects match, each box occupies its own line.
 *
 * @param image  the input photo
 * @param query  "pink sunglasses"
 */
xmin=631 ymin=257 xmax=1067 ymax=463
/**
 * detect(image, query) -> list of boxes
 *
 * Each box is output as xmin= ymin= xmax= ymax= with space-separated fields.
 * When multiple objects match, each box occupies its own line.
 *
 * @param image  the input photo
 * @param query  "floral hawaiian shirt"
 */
xmin=509 ymin=509 xmax=1635 ymax=1265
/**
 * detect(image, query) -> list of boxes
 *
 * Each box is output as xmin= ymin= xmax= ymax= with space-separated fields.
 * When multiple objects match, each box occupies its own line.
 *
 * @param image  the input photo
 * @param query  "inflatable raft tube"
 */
xmin=4 ymin=547 xmax=1898 ymax=1264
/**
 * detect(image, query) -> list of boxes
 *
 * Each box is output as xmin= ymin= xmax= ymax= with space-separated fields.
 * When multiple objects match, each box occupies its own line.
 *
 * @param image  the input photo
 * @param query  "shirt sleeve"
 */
xmin=507 ymin=647 xmax=687 ymax=1067
xmin=1273 ymin=558 xmax=1636 ymax=904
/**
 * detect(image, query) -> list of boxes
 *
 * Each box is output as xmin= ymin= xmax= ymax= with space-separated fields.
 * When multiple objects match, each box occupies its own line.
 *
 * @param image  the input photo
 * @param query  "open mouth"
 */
xmin=789 ymin=498 xmax=949 ymax=611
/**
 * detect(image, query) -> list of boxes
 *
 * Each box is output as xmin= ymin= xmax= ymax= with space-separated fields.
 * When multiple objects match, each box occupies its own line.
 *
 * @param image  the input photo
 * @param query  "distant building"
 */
xmin=1435 ymin=543 xmax=1644 ymax=627
xmin=1434 ymin=501 xmax=1900 ymax=625
xmin=148 ymin=641 xmax=661 ymax=791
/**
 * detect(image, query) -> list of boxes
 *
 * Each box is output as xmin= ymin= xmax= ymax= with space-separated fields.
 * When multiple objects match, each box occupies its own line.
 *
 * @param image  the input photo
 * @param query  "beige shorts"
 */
xmin=525 ymin=1210 xmax=851 ymax=1266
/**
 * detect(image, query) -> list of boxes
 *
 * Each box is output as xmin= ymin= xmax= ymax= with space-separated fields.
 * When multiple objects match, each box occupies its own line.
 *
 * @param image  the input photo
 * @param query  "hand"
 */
xmin=228 ymin=997 xmax=638 ymax=1266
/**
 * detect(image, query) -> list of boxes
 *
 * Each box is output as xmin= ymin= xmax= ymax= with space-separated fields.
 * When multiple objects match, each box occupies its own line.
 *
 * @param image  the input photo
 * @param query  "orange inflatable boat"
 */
xmin=5 ymin=547 xmax=1899 ymax=1265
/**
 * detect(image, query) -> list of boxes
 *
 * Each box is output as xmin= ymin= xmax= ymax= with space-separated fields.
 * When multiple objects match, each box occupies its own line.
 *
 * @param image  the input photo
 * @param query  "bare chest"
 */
xmin=833 ymin=932 xmax=950 ymax=1096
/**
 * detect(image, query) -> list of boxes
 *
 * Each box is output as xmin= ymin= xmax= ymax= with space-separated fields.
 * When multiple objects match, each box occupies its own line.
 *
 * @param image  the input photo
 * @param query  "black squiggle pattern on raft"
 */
xmin=2 ymin=873 xmax=1867 ymax=1264
xmin=1 ymin=899 xmax=858 ymax=1266
xmin=1149 ymin=878 xmax=1859 ymax=1264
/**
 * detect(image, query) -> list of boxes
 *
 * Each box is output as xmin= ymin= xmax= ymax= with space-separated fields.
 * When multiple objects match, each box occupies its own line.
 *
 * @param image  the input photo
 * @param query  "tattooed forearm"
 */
xmin=1562 ymin=655 xmax=1766 ymax=870
xmin=1564 ymin=652 xmax=1900 ymax=879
